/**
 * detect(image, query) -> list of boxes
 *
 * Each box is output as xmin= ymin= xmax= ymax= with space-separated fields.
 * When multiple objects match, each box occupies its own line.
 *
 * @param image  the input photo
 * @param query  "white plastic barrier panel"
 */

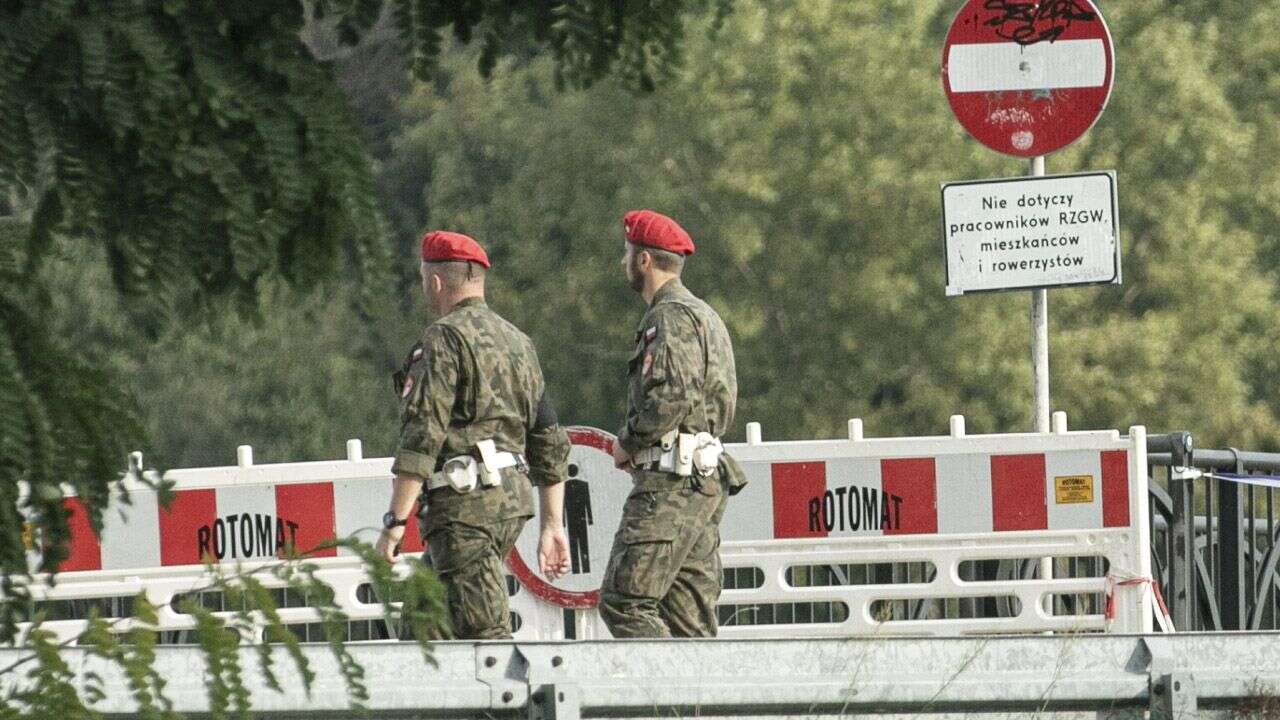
xmin=26 ymin=422 xmax=1154 ymax=642
xmin=27 ymin=450 xmax=565 ymax=643
xmin=561 ymin=422 xmax=1153 ymax=638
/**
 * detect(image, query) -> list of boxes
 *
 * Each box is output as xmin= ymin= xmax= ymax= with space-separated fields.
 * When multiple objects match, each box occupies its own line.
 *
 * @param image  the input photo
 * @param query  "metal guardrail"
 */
xmin=3 ymin=634 xmax=1277 ymax=718
xmin=1147 ymin=433 xmax=1280 ymax=631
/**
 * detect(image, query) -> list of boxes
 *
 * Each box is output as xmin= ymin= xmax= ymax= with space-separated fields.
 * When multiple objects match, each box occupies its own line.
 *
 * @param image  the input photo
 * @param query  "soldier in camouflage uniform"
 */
xmin=376 ymin=230 xmax=572 ymax=640
xmin=600 ymin=210 xmax=738 ymax=638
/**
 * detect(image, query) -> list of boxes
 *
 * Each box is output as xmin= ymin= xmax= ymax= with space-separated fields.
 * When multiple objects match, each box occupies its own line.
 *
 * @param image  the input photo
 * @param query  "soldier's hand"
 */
xmin=611 ymin=443 xmax=632 ymax=469
xmin=376 ymin=527 xmax=405 ymax=563
xmin=537 ymin=525 xmax=571 ymax=580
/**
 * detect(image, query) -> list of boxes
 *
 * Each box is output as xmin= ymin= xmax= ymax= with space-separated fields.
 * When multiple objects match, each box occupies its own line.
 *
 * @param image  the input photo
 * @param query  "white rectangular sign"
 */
xmin=947 ymin=39 xmax=1108 ymax=92
xmin=942 ymin=171 xmax=1119 ymax=296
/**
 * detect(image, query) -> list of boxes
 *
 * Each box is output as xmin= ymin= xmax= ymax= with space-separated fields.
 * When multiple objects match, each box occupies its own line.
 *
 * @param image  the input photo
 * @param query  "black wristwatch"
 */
xmin=382 ymin=512 xmax=408 ymax=530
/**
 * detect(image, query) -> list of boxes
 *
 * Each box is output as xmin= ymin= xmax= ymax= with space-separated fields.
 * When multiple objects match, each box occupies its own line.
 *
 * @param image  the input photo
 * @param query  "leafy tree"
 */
xmin=38 ymin=241 xmax=413 ymax=468
xmin=1 ymin=0 xmax=725 ymax=305
xmin=0 ymin=218 xmax=145 ymax=634
xmin=9 ymin=0 xmax=1280 ymax=709
xmin=0 ymin=0 xmax=726 ymax=580
xmin=1049 ymin=0 xmax=1280 ymax=449
xmin=2 ymin=539 xmax=446 ymax=719
xmin=385 ymin=0 xmax=1280 ymax=449
xmin=2 ymin=0 xmax=726 ymax=715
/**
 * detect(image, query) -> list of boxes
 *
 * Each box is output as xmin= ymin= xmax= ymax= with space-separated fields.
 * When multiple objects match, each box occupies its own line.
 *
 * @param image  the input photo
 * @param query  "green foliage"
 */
xmin=0 ymin=0 xmax=722 ymax=598
xmin=0 ymin=627 xmax=93 ymax=720
xmin=316 ymin=0 xmax=732 ymax=90
xmin=57 ymin=271 xmax=410 ymax=468
xmin=0 ymin=0 xmax=707 ymax=717
xmin=383 ymin=0 xmax=1280 ymax=449
xmin=9 ymin=0 xmax=1280 ymax=712
xmin=0 ymin=219 xmax=145 ymax=641
xmin=0 ymin=541 xmax=444 ymax=719
xmin=182 ymin=597 xmax=252 ymax=719
xmin=31 ymin=0 xmax=1280 ymax=469
xmin=338 ymin=537 xmax=446 ymax=653
xmin=0 ymin=0 xmax=396 ymax=643
xmin=78 ymin=599 xmax=175 ymax=720
xmin=0 ymin=1 xmax=390 ymax=319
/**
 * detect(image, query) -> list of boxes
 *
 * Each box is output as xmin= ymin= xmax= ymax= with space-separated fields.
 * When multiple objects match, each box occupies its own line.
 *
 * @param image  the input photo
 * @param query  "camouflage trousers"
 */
xmin=421 ymin=516 xmax=525 ymax=640
xmin=599 ymin=472 xmax=728 ymax=638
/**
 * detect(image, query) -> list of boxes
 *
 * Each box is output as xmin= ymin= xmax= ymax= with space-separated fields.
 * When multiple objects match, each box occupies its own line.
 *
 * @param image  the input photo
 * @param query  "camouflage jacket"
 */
xmin=617 ymin=279 xmax=737 ymax=459
xmin=392 ymin=297 xmax=569 ymax=531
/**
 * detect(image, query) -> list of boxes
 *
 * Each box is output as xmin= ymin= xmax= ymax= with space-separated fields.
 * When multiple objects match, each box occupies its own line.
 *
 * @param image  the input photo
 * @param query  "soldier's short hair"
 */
xmin=641 ymin=246 xmax=684 ymax=274
xmin=425 ymin=260 xmax=486 ymax=287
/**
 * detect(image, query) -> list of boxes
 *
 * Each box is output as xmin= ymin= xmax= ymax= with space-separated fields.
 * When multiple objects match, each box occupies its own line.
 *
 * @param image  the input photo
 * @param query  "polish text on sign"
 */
xmin=941 ymin=171 xmax=1119 ymax=296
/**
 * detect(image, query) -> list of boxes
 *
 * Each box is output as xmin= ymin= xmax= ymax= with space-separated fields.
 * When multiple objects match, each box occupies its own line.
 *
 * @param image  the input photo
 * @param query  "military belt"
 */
xmin=632 ymin=431 xmax=722 ymax=477
xmin=425 ymin=451 xmax=526 ymax=492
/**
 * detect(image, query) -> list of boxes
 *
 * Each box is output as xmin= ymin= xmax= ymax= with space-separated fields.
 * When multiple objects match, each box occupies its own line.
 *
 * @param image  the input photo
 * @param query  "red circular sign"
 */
xmin=506 ymin=426 xmax=629 ymax=609
xmin=942 ymin=0 xmax=1114 ymax=157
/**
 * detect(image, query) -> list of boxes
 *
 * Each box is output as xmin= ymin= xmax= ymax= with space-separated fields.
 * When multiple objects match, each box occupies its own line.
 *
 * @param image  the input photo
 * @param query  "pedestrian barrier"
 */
xmin=19 ymin=417 xmax=1157 ymax=642
xmin=574 ymin=416 xmax=1155 ymax=637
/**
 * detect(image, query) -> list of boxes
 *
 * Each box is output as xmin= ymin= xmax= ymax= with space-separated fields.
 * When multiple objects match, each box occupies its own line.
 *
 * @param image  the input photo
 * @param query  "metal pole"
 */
xmin=1030 ymin=155 xmax=1049 ymax=433
xmin=1219 ymin=453 xmax=1246 ymax=630
xmin=1030 ymin=156 xmax=1052 ymax=608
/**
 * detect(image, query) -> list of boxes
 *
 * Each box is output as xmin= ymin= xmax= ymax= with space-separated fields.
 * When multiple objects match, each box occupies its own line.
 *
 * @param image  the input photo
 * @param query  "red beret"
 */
xmin=419 ymin=230 xmax=491 ymax=268
xmin=622 ymin=210 xmax=695 ymax=256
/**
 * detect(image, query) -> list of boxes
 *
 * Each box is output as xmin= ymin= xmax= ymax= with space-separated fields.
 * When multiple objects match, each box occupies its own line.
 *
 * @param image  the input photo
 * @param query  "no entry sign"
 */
xmin=942 ymin=0 xmax=1114 ymax=157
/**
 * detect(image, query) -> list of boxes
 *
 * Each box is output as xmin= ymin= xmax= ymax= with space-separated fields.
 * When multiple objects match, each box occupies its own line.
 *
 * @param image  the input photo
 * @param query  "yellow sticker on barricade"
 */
xmin=1054 ymin=475 xmax=1094 ymax=504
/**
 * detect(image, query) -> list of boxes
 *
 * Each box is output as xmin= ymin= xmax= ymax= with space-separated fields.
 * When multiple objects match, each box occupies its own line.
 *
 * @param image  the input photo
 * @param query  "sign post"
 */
xmin=1031 ymin=157 xmax=1048 ymax=432
xmin=941 ymin=0 xmax=1115 ymax=432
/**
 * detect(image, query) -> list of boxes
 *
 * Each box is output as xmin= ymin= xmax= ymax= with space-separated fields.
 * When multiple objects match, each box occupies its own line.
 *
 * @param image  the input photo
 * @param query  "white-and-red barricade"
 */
xmin=711 ymin=417 xmax=1154 ymax=638
xmin=22 ymin=417 xmax=1158 ymax=642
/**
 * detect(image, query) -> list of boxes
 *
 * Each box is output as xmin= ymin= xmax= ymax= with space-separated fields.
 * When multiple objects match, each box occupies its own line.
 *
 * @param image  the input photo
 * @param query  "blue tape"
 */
xmin=1210 ymin=473 xmax=1280 ymax=489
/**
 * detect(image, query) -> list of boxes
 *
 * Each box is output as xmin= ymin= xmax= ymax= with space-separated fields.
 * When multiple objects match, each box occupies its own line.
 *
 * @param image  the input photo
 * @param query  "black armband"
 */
xmin=533 ymin=391 xmax=559 ymax=430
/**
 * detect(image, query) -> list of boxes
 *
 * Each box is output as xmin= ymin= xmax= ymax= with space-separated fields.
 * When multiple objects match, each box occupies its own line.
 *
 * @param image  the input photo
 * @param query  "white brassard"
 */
xmin=475 ymin=439 xmax=503 ymax=487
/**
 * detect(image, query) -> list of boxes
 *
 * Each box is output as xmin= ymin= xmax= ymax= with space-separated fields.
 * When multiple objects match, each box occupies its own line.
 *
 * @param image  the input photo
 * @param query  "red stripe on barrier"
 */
xmin=771 ymin=462 xmax=828 ymax=538
xmin=275 ymin=483 xmax=337 ymax=558
xmin=991 ymin=454 xmax=1047 ymax=531
xmin=61 ymin=498 xmax=102 ymax=572
xmin=160 ymin=489 xmax=216 ymax=566
xmin=1100 ymin=450 xmax=1129 ymax=528
xmin=881 ymin=458 xmax=938 ymax=535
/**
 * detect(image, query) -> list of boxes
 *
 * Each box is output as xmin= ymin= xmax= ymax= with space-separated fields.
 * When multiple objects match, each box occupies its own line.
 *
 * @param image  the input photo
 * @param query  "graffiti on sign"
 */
xmin=982 ymin=0 xmax=1098 ymax=45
